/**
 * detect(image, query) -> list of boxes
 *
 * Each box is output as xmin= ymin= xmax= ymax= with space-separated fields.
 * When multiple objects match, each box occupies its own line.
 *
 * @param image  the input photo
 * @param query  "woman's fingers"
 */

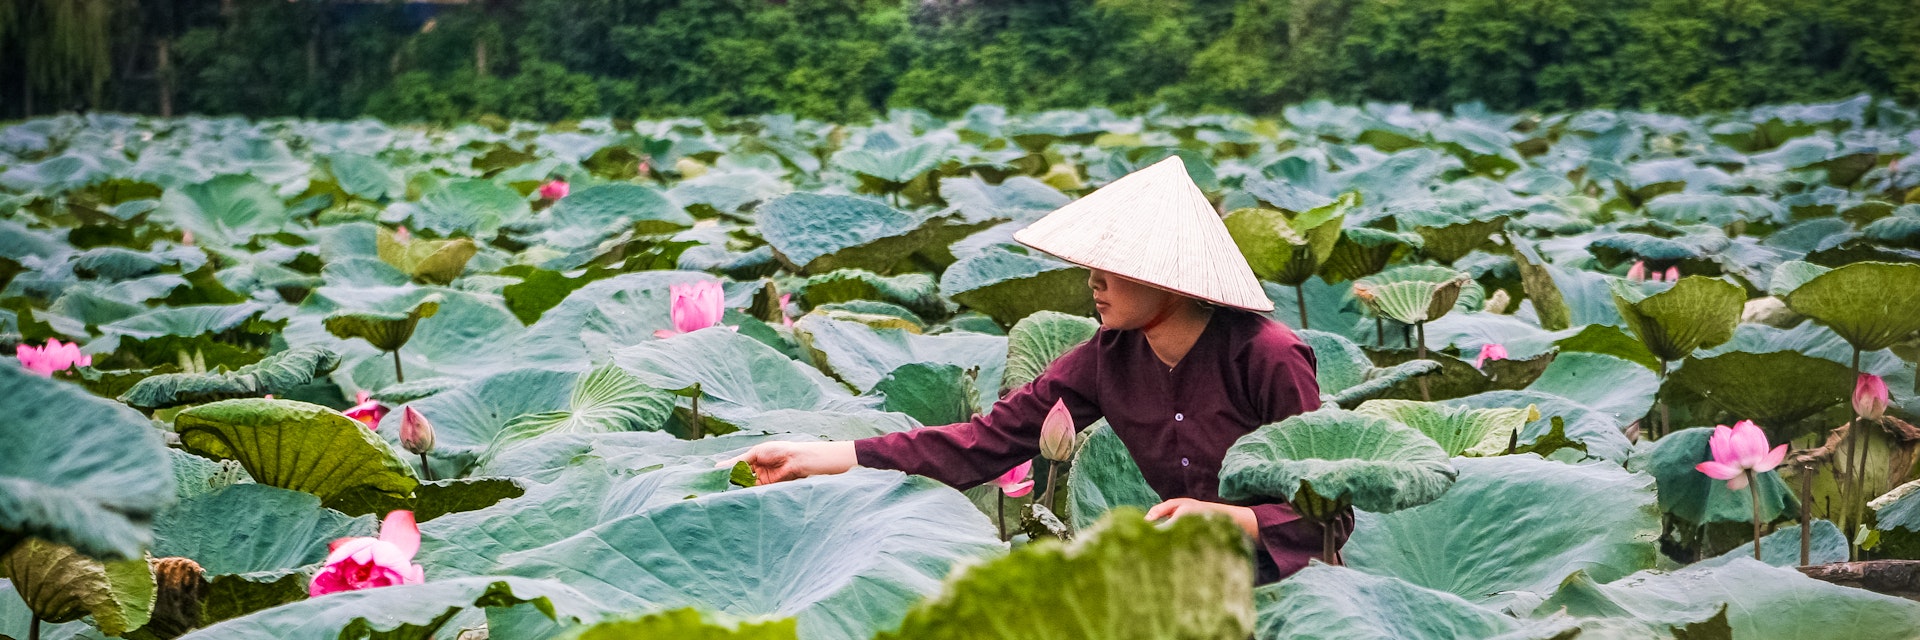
xmin=1144 ymin=499 xmax=1182 ymax=520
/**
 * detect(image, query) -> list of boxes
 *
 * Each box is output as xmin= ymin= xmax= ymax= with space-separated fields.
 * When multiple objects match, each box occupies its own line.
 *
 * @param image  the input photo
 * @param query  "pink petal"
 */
xmin=1755 ymin=444 xmax=1788 ymax=473
xmin=380 ymin=511 xmax=420 ymax=559
xmin=1664 ymin=266 xmax=1681 ymax=281
xmin=1729 ymin=420 xmax=1771 ymax=469
xmin=1725 ymin=472 xmax=1750 ymax=492
xmin=1003 ymin=479 xmax=1033 ymax=498
xmin=1627 ymin=262 xmax=1648 ymax=282
xmin=1695 ymin=461 xmax=1743 ymax=481
xmin=653 ymin=329 xmax=679 ymax=339
xmin=1706 ymin=426 xmax=1734 ymax=466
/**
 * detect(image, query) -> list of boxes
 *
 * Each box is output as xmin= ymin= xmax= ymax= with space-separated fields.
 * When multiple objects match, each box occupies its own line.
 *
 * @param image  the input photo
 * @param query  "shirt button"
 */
xmin=1180 ymin=457 xmax=1190 ymax=467
xmin=1174 ymin=413 xmax=1185 ymax=422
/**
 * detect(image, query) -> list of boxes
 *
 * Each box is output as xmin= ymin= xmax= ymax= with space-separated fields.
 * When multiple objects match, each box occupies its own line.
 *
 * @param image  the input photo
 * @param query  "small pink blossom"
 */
xmin=1475 ymin=343 xmax=1509 ymax=369
xmin=1627 ymin=262 xmax=1649 ymax=282
xmin=1664 ymin=266 xmax=1681 ymax=282
xmin=342 ymin=391 xmax=387 ymax=430
xmin=181 ymin=230 xmax=195 ymax=246
xmin=399 ymin=406 xmax=435 ymax=455
xmin=992 ymin=460 xmax=1034 ymax=498
xmin=1856 ymin=374 xmax=1890 ymax=422
xmin=1694 ymin=420 xmax=1788 ymax=491
xmin=394 ymin=226 xmax=412 ymax=244
xmin=309 ymin=511 xmax=425 ymax=597
xmin=652 ymin=280 xmax=727 ymax=338
xmin=1039 ymin=398 xmax=1076 ymax=462
xmin=779 ymin=293 xmax=794 ymax=328
xmin=539 ymin=179 xmax=570 ymax=201
xmin=15 ymin=339 xmax=91 ymax=376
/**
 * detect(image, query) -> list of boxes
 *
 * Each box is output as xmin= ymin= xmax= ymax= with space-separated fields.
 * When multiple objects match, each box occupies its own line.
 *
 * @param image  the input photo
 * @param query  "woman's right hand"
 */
xmin=716 ymin=441 xmax=858 ymax=484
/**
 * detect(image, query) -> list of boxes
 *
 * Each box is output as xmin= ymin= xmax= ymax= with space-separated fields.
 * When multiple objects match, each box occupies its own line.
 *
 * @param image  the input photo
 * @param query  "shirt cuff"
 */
xmin=1247 ymin=502 xmax=1355 ymax=579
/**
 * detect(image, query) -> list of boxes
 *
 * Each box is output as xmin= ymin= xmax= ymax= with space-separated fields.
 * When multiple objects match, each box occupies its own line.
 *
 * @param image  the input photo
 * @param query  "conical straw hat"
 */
xmin=1013 ymin=155 xmax=1273 ymax=312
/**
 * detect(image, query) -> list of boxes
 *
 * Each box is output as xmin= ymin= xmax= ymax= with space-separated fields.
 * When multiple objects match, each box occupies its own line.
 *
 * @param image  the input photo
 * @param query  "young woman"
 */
xmin=724 ymin=157 xmax=1349 ymax=583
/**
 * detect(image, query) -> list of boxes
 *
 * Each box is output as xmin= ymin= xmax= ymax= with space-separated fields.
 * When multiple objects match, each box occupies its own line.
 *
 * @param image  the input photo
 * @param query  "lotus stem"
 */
xmin=1039 ymin=464 xmax=1061 ymax=514
xmin=690 ymin=388 xmax=702 ymax=439
xmin=1321 ymin=521 xmax=1339 ymax=566
xmin=391 ymin=350 xmax=405 ymax=383
xmin=1295 ymin=284 xmax=1309 ymax=330
xmin=30 ymin=616 xmax=39 ymax=640
xmin=1800 ymin=461 xmax=1813 ymax=566
xmin=1749 ymin=472 xmax=1763 ymax=561
xmin=996 ymin=494 xmax=1007 ymax=541
xmin=1416 ymin=321 xmax=1430 ymax=401
xmin=1375 ymin=317 xmax=1384 ymax=345
xmin=419 ymin=453 xmax=436 ymax=482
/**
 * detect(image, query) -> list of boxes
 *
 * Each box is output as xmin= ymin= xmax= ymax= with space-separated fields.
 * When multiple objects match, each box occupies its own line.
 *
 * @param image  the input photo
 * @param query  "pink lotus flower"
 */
xmin=1039 ymin=398 xmax=1076 ymax=462
xmin=539 ymin=179 xmax=569 ymax=200
xmin=16 ymin=339 xmax=91 ymax=376
xmin=1475 ymin=343 xmax=1509 ymax=369
xmin=181 ymin=230 xmax=195 ymax=246
xmin=394 ymin=226 xmax=412 ymax=244
xmin=399 ymin=406 xmax=435 ymax=455
xmin=992 ymin=460 xmax=1034 ymax=498
xmin=1664 ymin=266 xmax=1681 ymax=282
xmin=309 ymin=511 xmax=425 ymax=597
xmin=1694 ymin=420 xmax=1788 ymax=491
xmin=1856 ymin=373 xmax=1890 ymax=422
xmin=342 ymin=391 xmax=387 ymax=430
xmin=779 ymin=293 xmax=794 ymax=328
xmin=1627 ymin=262 xmax=1649 ymax=282
xmin=652 ymin=280 xmax=727 ymax=338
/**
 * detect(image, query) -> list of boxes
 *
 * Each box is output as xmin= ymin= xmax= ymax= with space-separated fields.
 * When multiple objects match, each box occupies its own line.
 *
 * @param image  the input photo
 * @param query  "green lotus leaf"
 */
xmin=299 ymin=287 xmax=527 ymax=390
xmin=1521 ymin=352 xmax=1658 ymax=430
xmin=793 ymin=314 xmax=1005 ymax=405
xmin=482 ymin=364 xmax=678 ymax=464
xmin=69 ymin=245 xmax=203 ymax=281
xmin=1352 ymin=265 xmax=1471 ymax=325
xmin=834 ymin=142 xmax=947 ymax=194
xmin=557 ymin=608 xmax=798 ymax=640
xmin=1784 ymin=261 xmax=1920 ymax=351
xmin=324 ymin=153 xmax=402 ymax=201
xmin=152 ymin=483 xmax=372 ymax=576
xmin=545 ymin=183 xmax=691 ymax=238
xmin=1534 ymin=559 xmax=1920 ymax=640
xmin=512 ymin=271 xmax=717 ymax=368
xmin=1225 ymin=192 xmax=1356 ymax=285
xmin=1455 ymin=391 xmax=1633 ymax=463
xmin=493 ymin=470 xmax=1002 ymax=640
xmin=1628 ymin=426 xmax=1796 ymax=527
xmin=758 ymin=193 xmax=937 ymax=273
xmin=794 ymin=269 xmax=954 ymax=322
xmin=875 ymin=508 xmax=1253 ymax=640
xmin=1328 ymin=360 xmax=1445 ymax=407
xmin=1873 ymin=479 xmax=1920 ymax=534
xmin=383 ymin=367 xmax=673 ymax=478
xmin=612 ymin=328 xmax=878 ymax=434
xmin=1004 ymin=310 xmax=1098 ymax=395
xmin=1609 ymin=275 xmax=1745 ymax=363
xmin=322 ymin=294 xmax=440 ymax=353
xmin=940 ymin=245 xmax=1094 ymax=326
xmin=1588 ymin=229 xmax=1731 ymax=265
xmin=1698 ymin=518 xmax=1848 ymax=568
xmin=409 ymin=178 xmax=531 ymax=237
xmin=1668 ymin=350 xmax=1853 ymax=438
xmin=155 ymin=174 xmax=287 ymax=247
xmin=1067 ymin=421 xmax=1162 ymax=531
xmin=1510 ymin=237 xmax=1571 ymax=331
xmin=1320 ymin=227 xmax=1421 ymax=283
xmin=1359 ymin=348 xmax=1528 ymax=402
xmin=1345 ymin=455 xmax=1659 ymax=605
xmin=1219 ymin=409 xmax=1456 ymax=518
xmin=175 ymin=399 xmax=420 ymax=514
xmin=1862 ymin=213 xmax=1920 ymax=249
xmin=0 ymin=539 xmax=154 ymax=635
xmin=175 ymin=576 xmax=611 ymax=640
xmin=0 ymin=580 xmax=95 ymax=640
xmin=1551 ymin=323 xmax=1660 ymax=371
xmin=1252 ymin=564 xmax=1579 ymax=640
xmin=866 ymin=362 xmax=979 ymax=426
xmin=1353 ymin=400 xmax=1539 ymax=457
xmin=118 ymin=345 xmax=341 ymax=411
xmin=1766 ymin=259 xmax=1833 ymax=297
xmin=375 ymin=228 xmax=476 ymax=285
xmin=0 ymin=365 xmax=175 ymax=561
xmin=1414 ymin=215 xmax=1507 ymax=265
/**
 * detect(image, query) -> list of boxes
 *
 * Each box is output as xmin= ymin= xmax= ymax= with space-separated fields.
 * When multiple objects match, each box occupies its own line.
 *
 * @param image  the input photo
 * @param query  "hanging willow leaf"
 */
xmin=1352 ymin=265 xmax=1472 ymax=325
xmin=118 ymin=346 xmax=341 ymax=410
xmin=323 ymin=294 xmax=440 ymax=352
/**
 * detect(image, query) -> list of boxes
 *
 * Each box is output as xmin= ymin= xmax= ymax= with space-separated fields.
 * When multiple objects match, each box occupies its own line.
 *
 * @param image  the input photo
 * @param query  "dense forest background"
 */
xmin=3 ymin=0 xmax=1916 ymax=123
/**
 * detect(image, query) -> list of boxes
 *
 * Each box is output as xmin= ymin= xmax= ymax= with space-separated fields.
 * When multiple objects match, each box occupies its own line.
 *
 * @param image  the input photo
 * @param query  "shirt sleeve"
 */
xmin=852 ymin=338 xmax=1103 ymax=490
xmin=1241 ymin=328 xmax=1347 ymax=581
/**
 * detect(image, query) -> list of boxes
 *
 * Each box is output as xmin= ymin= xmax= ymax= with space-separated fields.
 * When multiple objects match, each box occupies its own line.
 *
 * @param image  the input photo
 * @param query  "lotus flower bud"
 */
xmin=1475 ymin=343 xmax=1509 ymax=369
xmin=1664 ymin=266 xmax=1680 ymax=282
xmin=400 ymin=406 xmax=435 ymax=455
xmin=1856 ymin=373 xmax=1890 ymax=422
xmin=394 ymin=226 xmax=411 ymax=244
xmin=1694 ymin=420 xmax=1787 ymax=491
xmin=1627 ymin=261 xmax=1649 ymax=282
xmin=539 ymin=179 xmax=570 ymax=200
xmin=1039 ymin=398 xmax=1076 ymax=462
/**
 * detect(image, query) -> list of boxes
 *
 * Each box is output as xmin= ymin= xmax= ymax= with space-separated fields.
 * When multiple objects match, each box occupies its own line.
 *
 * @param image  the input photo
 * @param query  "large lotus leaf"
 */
xmin=322 ymin=294 xmax=439 ymax=353
xmin=612 ymin=328 xmax=878 ymax=432
xmin=324 ymin=152 xmax=402 ymax=201
xmin=1225 ymin=192 xmax=1356 ymax=285
xmin=794 ymin=269 xmax=954 ymax=322
xmin=408 ymin=178 xmax=530 ymax=237
xmin=286 ymin=285 xmax=525 ymax=389
xmin=175 ymin=399 xmax=419 ymax=513
xmin=118 ymin=345 xmax=341 ymax=411
xmin=175 ymin=576 xmax=611 ymax=640
xmin=473 ymin=430 xmax=812 ymax=481
xmin=0 ymin=365 xmax=174 ymax=561
xmin=1509 ymin=238 xmax=1572 ymax=331
xmin=384 ymin=367 xmax=637 ymax=478
xmin=546 ymin=183 xmax=691 ymax=236
xmin=1522 ymin=352 xmax=1658 ymax=430
xmin=866 ymin=363 xmax=979 ymax=427
xmin=794 ymin=314 xmax=1005 ymax=403
xmin=1219 ymin=409 xmax=1456 ymax=516
xmin=375 ymin=229 xmax=476 ymax=285
xmin=1628 ymin=426 xmax=1796 ymax=527
xmin=1320 ymin=227 xmax=1420 ymax=283
xmin=512 ymin=270 xmax=718 ymax=369
xmin=0 ymin=539 xmax=154 ymax=635
xmin=940 ymin=245 xmax=1095 ymax=326
xmin=1004 ymin=310 xmax=1098 ymax=395
xmin=1354 ymin=400 xmax=1538 ymax=457
xmin=1455 ymin=391 xmax=1635 ymax=463
xmin=1874 ymin=479 xmax=1920 ymax=534
xmin=1697 ymin=518 xmax=1848 ymax=568
xmin=150 ymin=483 xmax=373 ymax=577
xmin=1345 ymin=455 xmax=1659 ymax=605
xmin=1067 ymin=421 xmax=1162 ymax=531
xmin=758 ymin=193 xmax=935 ymax=273
xmin=483 ymin=364 xmax=678 ymax=462
xmin=834 ymin=142 xmax=946 ymax=190
xmin=1534 ymin=559 xmax=1920 ymax=640
xmin=1784 ymin=261 xmax=1920 ymax=351
xmin=1414 ymin=215 xmax=1507 ymax=265
xmin=1552 ymin=323 xmax=1660 ymax=371
xmin=1352 ymin=265 xmax=1471 ymax=325
xmin=156 ymin=174 xmax=287 ymax=247
xmin=557 ymin=608 xmax=799 ymax=640
xmin=1609 ymin=276 xmax=1746 ymax=362
xmin=1668 ymin=350 xmax=1852 ymax=437
xmin=0 ymin=580 xmax=95 ymax=640
xmin=97 ymin=301 xmax=274 ymax=343
xmin=492 ymin=470 xmax=1003 ymax=640
xmin=876 ymin=508 xmax=1252 ymax=640
xmin=1263 ymin=277 xmax=1366 ymax=336
xmin=1252 ymin=564 xmax=1578 ymax=640
xmin=413 ymin=459 xmax=626 ymax=577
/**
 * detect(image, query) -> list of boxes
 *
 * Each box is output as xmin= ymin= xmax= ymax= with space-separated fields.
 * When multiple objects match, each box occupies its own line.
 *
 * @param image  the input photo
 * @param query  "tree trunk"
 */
xmin=475 ymin=40 xmax=488 ymax=77
xmin=157 ymin=38 xmax=172 ymax=117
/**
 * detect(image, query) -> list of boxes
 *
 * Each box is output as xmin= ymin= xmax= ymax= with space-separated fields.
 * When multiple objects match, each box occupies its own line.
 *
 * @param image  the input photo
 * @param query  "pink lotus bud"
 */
xmin=1627 ymin=262 xmax=1649 ymax=282
xmin=343 ymin=391 xmax=388 ymax=430
xmin=394 ymin=226 xmax=412 ymax=244
xmin=1475 ymin=343 xmax=1509 ymax=369
xmin=992 ymin=460 xmax=1034 ymax=498
xmin=1664 ymin=266 xmax=1680 ymax=282
xmin=181 ymin=230 xmax=195 ymax=246
xmin=1694 ymin=420 xmax=1787 ymax=491
xmin=539 ymin=179 xmax=570 ymax=200
xmin=668 ymin=280 xmax=726 ymax=335
xmin=1856 ymin=374 xmax=1890 ymax=421
xmin=399 ymin=406 xmax=435 ymax=455
xmin=15 ymin=339 xmax=91 ymax=376
xmin=1039 ymin=398 xmax=1077 ymax=462
xmin=779 ymin=293 xmax=794 ymax=328
xmin=309 ymin=511 xmax=424 ymax=597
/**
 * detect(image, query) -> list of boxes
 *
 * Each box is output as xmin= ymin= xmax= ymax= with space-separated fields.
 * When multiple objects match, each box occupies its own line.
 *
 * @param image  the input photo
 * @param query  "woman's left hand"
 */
xmin=1144 ymin=498 xmax=1260 ymax=538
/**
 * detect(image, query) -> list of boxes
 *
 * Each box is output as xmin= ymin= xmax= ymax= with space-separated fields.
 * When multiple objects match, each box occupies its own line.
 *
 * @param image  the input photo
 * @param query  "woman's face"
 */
xmin=1088 ymin=269 xmax=1181 ymax=330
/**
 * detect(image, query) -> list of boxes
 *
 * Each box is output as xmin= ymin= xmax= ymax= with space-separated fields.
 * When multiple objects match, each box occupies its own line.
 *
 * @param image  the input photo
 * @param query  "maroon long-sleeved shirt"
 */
xmin=852 ymin=308 xmax=1350 ymax=583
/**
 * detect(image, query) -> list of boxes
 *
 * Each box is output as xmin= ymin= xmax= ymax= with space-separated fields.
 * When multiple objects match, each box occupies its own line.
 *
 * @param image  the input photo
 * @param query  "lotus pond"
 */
xmin=4 ymin=97 xmax=1920 ymax=640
